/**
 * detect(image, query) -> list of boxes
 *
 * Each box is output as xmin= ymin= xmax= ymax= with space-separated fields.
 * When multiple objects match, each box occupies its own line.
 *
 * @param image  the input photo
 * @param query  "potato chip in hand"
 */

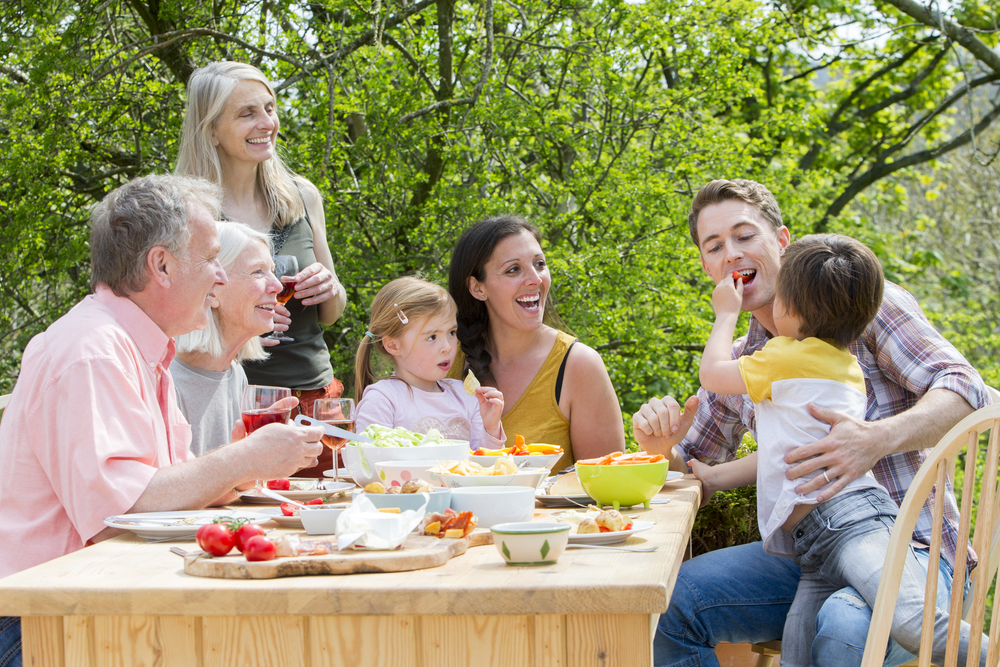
xmin=464 ymin=369 xmax=481 ymax=395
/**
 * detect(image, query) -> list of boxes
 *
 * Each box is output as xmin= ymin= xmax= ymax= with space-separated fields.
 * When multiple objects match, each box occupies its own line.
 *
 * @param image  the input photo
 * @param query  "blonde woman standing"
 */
xmin=176 ymin=61 xmax=346 ymax=475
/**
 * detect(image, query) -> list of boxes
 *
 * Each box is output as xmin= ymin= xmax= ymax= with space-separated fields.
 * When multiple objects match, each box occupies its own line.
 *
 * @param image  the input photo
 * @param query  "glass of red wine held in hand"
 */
xmin=241 ymin=384 xmax=293 ymax=492
xmin=264 ymin=254 xmax=298 ymax=342
xmin=313 ymin=398 xmax=356 ymax=483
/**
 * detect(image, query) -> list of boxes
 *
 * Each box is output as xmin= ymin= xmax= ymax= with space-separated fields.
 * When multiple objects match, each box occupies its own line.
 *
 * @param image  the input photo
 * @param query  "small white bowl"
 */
xmin=469 ymin=453 xmax=562 ymax=471
xmin=374 ymin=459 xmax=442 ymax=489
xmin=490 ymin=522 xmax=570 ymax=565
xmin=343 ymin=441 xmax=470 ymax=487
xmin=354 ymin=487 xmax=452 ymax=515
xmin=432 ymin=466 xmax=548 ymax=489
xmin=299 ymin=505 xmax=347 ymax=535
xmin=449 ymin=486 xmax=536 ymax=528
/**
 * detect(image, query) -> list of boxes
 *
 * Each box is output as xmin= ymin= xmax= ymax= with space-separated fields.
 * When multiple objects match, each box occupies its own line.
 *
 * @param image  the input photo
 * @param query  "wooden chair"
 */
xmin=753 ymin=392 xmax=1000 ymax=667
xmin=859 ymin=402 xmax=1000 ymax=667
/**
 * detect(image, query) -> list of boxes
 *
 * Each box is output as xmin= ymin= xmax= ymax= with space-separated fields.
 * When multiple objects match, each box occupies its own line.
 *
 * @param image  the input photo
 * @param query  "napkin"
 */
xmin=336 ymin=494 xmax=428 ymax=550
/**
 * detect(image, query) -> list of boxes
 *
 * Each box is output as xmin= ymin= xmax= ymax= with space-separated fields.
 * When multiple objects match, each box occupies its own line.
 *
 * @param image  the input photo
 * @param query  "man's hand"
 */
xmin=241 ymin=422 xmax=324 ymax=480
xmin=784 ymin=403 xmax=880 ymax=502
xmin=632 ymin=395 xmax=699 ymax=467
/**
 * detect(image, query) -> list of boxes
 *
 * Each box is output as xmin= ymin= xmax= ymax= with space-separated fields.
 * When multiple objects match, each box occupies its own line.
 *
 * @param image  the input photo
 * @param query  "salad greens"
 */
xmin=352 ymin=425 xmax=448 ymax=448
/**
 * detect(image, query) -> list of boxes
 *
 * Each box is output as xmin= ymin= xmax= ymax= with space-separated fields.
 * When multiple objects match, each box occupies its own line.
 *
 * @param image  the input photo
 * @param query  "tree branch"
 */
xmin=880 ymin=0 xmax=1000 ymax=74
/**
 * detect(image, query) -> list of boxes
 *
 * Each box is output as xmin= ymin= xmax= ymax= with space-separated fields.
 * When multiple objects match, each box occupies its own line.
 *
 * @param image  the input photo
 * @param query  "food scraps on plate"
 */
xmin=429 ymin=458 xmax=518 ymax=476
xmin=576 ymin=451 xmax=665 ymax=465
xmin=554 ymin=508 xmax=633 ymax=534
xmin=363 ymin=479 xmax=435 ymax=495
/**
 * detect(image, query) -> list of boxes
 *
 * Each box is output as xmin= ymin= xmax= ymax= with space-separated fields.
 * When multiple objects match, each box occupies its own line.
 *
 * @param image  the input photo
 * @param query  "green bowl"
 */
xmin=576 ymin=461 xmax=669 ymax=510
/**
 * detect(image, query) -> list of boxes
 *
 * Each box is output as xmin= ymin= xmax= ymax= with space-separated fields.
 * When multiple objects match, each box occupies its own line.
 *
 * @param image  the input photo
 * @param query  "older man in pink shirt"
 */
xmin=0 ymin=175 xmax=323 ymax=665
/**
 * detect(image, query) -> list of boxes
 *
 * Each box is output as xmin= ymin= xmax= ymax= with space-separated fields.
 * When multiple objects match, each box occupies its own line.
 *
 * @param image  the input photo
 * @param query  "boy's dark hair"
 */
xmin=776 ymin=234 xmax=884 ymax=349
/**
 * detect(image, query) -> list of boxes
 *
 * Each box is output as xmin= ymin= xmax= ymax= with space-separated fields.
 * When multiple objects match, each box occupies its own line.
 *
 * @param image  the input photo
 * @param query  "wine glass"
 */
xmin=313 ymin=398 xmax=356 ymax=483
xmin=241 ymin=385 xmax=293 ymax=493
xmin=264 ymin=254 xmax=299 ymax=342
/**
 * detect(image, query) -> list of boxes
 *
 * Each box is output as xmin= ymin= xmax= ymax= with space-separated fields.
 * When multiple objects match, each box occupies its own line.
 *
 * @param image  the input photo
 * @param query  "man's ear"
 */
xmin=776 ymin=226 xmax=791 ymax=254
xmin=146 ymin=247 xmax=173 ymax=289
xmin=467 ymin=276 xmax=487 ymax=302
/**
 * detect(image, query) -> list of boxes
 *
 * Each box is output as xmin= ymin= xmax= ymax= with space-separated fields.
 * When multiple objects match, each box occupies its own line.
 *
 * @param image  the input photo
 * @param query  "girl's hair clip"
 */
xmin=364 ymin=331 xmax=374 ymax=339
xmin=393 ymin=303 xmax=408 ymax=325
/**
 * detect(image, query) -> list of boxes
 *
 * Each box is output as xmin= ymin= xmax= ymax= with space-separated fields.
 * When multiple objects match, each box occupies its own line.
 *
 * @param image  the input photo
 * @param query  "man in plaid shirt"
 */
xmin=633 ymin=179 xmax=990 ymax=667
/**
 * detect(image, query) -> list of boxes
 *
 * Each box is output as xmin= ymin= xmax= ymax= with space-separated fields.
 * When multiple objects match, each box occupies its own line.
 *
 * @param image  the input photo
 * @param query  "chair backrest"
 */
xmin=0 ymin=393 xmax=9 ymax=410
xmin=861 ymin=403 xmax=1000 ymax=667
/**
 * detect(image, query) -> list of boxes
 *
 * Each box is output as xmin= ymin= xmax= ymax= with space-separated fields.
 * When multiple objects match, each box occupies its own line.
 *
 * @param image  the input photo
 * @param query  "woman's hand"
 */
xmin=476 ymin=387 xmax=505 ymax=439
xmin=293 ymin=262 xmax=341 ymax=307
xmin=260 ymin=304 xmax=291 ymax=348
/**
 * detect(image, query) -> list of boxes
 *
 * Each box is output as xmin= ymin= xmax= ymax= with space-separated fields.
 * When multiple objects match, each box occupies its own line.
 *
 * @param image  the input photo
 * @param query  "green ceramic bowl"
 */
xmin=576 ymin=461 xmax=669 ymax=509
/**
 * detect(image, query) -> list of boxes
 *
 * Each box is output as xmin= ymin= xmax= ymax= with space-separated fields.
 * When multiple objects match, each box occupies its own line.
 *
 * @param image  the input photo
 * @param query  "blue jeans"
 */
xmin=784 ymin=489 xmax=986 ymax=667
xmin=654 ymin=529 xmax=961 ymax=666
xmin=0 ymin=617 xmax=21 ymax=667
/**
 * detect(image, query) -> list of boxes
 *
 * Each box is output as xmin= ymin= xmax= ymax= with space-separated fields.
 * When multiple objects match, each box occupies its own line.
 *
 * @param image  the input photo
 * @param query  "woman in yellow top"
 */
xmin=447 ymin=215 xmax=625 ymax=471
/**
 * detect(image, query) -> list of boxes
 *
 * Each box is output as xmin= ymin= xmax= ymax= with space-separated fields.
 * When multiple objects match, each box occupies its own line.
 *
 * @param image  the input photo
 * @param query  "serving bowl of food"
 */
xmin=490 ymin=522 xmax=570 ymax=565
xmin=342 ymin=425 xmax=470 ymax=487
xmin=470 ymin=440 xmax=564 ymax=471
xmin=575 ymin=452 xmax=668 ymax=510
xmin=374 ymin=459 xmax=442 ymax=489
xmin=429 ymin=459 xmax=548 ymax=489
xmin=449 ymin=486 xmax=535 ymax=528
xmin=355 ymin=482 xmax=452 ymax=515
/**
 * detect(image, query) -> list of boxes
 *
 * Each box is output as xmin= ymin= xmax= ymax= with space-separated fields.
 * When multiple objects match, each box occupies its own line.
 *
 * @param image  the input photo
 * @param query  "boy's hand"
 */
xmin=712 ymin=272 xmax=744 ymax=316
xmin=476 ymin=387 xmax=505 ymax=439
xmin=689 ymin=459 xmax=718 ymax=508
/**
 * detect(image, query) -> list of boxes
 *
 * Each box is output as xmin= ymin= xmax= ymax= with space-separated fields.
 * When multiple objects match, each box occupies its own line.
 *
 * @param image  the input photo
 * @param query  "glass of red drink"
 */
xmin=313 ymin=398 xmax=356 ymax=483
xmin=263 ymin=254 xmax=298 ymax=342
xmin=241 ymin=384 xmax=293 ymax=491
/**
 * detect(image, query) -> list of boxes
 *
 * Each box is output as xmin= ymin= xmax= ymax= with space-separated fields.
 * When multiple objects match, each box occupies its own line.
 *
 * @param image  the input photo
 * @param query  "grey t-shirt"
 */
xmin=170 ymin=358 xmax=247 ymax=457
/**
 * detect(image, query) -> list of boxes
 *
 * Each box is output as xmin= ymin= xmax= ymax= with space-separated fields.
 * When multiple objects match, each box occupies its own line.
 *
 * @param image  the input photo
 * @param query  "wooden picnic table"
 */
xmin=0 ymin=476 xmax=700 ymax=667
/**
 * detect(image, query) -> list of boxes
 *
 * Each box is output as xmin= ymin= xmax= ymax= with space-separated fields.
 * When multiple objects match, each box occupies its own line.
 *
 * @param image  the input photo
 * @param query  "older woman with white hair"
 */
xmin=172 ymin=222 xmax=282 ymax=456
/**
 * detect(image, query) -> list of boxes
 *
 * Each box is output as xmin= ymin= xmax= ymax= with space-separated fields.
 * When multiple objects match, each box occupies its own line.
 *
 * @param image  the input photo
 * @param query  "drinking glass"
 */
xmin=241 ymin=384 xmax=293 ymax=491
xmin=264 ymin=255 xmax=299 ymax=342
xmin=313 ymin=398 xmax=356 ymax=483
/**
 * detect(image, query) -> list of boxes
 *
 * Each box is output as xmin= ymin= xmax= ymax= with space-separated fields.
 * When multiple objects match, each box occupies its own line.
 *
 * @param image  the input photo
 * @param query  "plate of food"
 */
xmin=104 ymin=510 xmax=268 ymax=540
xmin=552 ymin=508 xmax=655 ymax=545
xmin=429 ymin=459 xmax=548 ymax=489
xmin=240 ymin=478 xmax=354 ymax=504
xmin=535 ymin=471 xmax=594 ymax=507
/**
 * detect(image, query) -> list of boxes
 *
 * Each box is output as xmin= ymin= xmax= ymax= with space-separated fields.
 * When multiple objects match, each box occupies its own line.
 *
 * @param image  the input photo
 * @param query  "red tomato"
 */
xmin=304 ymin=497 xmax=324 ymax=506
xmin=196 ymin=523 xmax=236 ymax=556
xmin=623 ymin=523 xmax=633 ymax=531
xmin=266 ymin=479 xmax=291 ymax=491
xmin=279 ymin=503 xmax=299 ymax=517
xmin=234 ymin=523 xmax=267 ymax=553
xmin=243 ymin=535 xmax=276 ymax=561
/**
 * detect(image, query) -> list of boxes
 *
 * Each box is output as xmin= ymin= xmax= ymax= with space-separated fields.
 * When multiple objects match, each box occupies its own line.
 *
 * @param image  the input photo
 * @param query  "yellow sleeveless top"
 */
xmin=450 ymin=331 xmax=576 ymax=471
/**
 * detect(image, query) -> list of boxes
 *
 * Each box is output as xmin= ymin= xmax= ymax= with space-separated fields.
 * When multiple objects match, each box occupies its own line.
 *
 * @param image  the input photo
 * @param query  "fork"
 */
xmin=566 ymin=544 xmax=658 ymax=552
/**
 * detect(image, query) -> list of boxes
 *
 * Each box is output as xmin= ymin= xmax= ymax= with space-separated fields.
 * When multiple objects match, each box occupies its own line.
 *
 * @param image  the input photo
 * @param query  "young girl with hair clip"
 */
xmin=354 ymin=277 xmax=507 ymax=450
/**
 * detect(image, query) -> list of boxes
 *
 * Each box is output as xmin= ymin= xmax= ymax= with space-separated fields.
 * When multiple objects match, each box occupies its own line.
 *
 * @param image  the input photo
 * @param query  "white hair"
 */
xmin=175 ymin=222 xmax=272 ymax=362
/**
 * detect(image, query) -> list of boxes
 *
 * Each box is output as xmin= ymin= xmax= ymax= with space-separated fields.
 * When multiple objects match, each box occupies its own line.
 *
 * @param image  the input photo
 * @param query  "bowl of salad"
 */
xmin=342 ymin=425 xmax=470 ymax=487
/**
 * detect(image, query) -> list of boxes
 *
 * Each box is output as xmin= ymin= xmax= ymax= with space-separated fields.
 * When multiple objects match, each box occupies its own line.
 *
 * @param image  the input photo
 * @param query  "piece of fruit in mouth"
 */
xmin=732 ymin=270 xmax=753 ymax=284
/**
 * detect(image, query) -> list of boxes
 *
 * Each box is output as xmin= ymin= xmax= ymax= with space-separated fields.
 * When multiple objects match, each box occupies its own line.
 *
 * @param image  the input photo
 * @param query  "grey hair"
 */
xmin=175 ymin=61 xmax=304 ymax=228
xmin=90 ymin=174 xmax=222 ymax=296
xmin=174 ymin=221 xmax=272 ymax=362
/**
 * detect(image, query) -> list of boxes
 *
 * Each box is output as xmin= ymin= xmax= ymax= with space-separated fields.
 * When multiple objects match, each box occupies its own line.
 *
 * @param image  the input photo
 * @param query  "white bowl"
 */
xmin=469 ymin=453 xmax=562 ymax=471
xmin=449 ymin=487 xmax=535 ymax=528
xmin=490 ymin=522 xmax=570 ymax=565
xmin=298 ymin=505 xmax=347 ymax=535
xmin=432 ymin=467 xmax=548 ymax=490
xmin=354 ymin=487 xmax=452 ymax=515
xmin=343 ymin=441 xmax=470 ymax=487
xmin=374 ymin=459 xmax=442 ymax=489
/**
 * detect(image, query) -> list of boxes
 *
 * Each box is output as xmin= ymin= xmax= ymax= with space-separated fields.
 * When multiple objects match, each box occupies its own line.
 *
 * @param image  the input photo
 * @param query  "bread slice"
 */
xmin=549 ymin=472 xmax=585 ymax=496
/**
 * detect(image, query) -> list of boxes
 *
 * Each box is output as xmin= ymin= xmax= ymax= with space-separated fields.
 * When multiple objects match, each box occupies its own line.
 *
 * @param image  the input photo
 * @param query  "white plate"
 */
xmin=664 ymin=470 xmax=684 ymax=483
xmin=535 ymin=471 xmax=683 ymax=508
xmin=568 ymin=520 xmax=655 ymax=545
xmin=240 ymin=479 xmax=354 ymax=504
xmin=255 ymin=506 xmax=304 ymax=529
xmin=104 ymin=510 xmax=268 ymax=540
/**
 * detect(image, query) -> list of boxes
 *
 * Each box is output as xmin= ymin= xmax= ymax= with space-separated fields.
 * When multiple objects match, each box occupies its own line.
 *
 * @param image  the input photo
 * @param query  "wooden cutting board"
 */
xmin=184 ymin=533 xmax=468 ymax=579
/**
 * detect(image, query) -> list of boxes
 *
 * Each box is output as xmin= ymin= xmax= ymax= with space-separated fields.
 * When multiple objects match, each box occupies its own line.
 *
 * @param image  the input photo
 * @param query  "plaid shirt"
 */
xmin=681 ymin=282 xmax=990 ymax=570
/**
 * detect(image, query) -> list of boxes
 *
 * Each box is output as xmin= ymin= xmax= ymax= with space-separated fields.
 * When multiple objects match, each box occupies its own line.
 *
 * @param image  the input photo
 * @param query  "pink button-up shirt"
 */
xmin=0 ymin=286 xmax=193 ymax=578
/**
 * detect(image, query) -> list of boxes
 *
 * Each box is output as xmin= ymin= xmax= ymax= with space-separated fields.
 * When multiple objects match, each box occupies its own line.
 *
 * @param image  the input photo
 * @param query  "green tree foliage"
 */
xmin=1 ymin=0 xmax=998 ymax=431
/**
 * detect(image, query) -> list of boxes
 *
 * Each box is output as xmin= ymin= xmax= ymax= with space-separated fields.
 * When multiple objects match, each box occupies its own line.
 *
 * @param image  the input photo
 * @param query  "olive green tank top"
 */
xmin=242 ymin=214 xmax=334 ymax=391
xmin=451 ymin=330 xmax=576 ymax=471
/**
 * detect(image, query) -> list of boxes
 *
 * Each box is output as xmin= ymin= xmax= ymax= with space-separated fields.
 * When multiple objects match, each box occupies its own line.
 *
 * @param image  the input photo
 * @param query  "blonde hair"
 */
xmin=355 ymin=277 xmax=458 ymax=403
xmin=175 ymin=61 xmax=304 ymax=229
xmin=175 ymin=222 xmax=272 ymax=362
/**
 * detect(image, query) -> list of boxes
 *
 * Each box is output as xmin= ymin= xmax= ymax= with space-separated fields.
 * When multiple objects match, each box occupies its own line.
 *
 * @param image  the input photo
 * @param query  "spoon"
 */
xmin=565 ymin=544 xmax=658 ymax=552
xmin=261 ymin=488 xmax=309 ymax=508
